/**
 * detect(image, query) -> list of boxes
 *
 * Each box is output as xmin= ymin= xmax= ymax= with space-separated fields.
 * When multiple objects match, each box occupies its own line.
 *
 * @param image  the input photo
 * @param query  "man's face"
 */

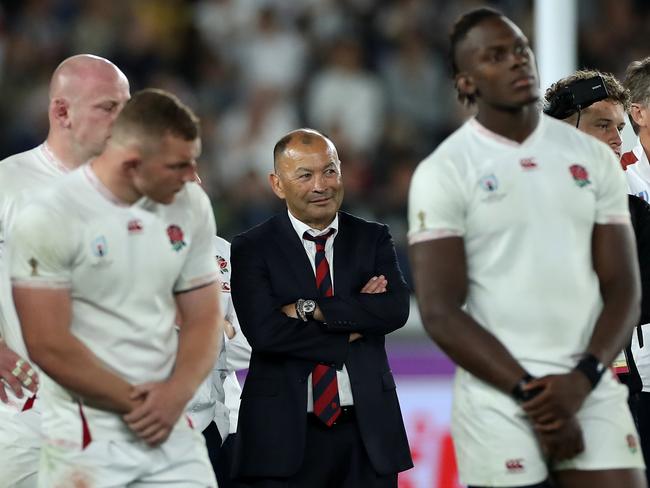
xmin=456 ymin=16 xmax=540 ymax=110
xmin=68 ymin=74 xmax=130 ymax=159
xmin=132 ymin=134 xmax=201 ymax=204
xmin=575 ymin=100 xmax=626 ymax=157
xmin=270 ymin=137 xmax=344 ymax=230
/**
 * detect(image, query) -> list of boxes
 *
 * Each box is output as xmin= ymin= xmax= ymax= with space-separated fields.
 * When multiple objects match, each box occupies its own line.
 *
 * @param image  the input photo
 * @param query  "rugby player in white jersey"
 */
xmin=622 ymin=57 xmax=650 ymax=201
xmin=9 ymin=89 xmax=221 ymax=487
xmin=0 ymin=54 xmax=129 ymax=486
xmin=186 ymin=235 xmax=251 ymax=488
xmin=408 ymin=8 xmax=646 ymax=488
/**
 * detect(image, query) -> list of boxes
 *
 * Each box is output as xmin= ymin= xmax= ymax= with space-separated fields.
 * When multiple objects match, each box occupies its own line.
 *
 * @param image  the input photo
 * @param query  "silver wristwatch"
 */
xmin=295 ymin=299 xmax=316 ymax=322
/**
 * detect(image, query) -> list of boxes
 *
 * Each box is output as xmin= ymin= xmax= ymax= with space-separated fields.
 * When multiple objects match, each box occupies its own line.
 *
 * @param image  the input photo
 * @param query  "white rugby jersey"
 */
xmin=9 ymin=165 xmax=218 ymax=440
xmin=621 ymin=140 xmax=650 ymax=201
xmin=408 ymin=114 xmax=629 ymax=375
xmin=0 ymin=144 xmax=69 ymax=360
xmin=187 ymin=235 xmax=251 ymax=435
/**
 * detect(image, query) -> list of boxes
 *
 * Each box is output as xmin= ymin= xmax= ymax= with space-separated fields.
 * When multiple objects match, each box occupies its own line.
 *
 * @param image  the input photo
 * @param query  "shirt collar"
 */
xmin=287 ymin=209 xmax=339 ymax=241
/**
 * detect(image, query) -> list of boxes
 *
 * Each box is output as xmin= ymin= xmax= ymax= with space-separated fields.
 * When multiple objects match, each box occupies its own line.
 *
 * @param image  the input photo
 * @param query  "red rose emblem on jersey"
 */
xmin=216 ymin=255 xmax=229 ymax=274
xmin=167 ymin=225 xmax=186 ymax=252
xmin=569 ymin=164 xmax=590 ymax=187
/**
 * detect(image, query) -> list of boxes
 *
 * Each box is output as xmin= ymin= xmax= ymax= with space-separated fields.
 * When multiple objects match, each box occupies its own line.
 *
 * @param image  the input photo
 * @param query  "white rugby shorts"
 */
xmin=451 ymin=369 xmax=644 ymax=486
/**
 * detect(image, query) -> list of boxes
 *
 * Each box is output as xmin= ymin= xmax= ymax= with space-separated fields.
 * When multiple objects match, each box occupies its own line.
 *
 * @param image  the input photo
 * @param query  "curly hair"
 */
xmin=544 ymin=69 xmax=630 ymax=118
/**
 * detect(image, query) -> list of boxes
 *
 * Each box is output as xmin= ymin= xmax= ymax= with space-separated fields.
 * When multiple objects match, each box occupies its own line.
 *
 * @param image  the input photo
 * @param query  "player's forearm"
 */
xmin=585 ymin=279 xmax=641 ymax=366
xmin=421 ymin=306 xmax=527 ymax=394
xmin=28 ymin=335 xmax=135 ymax=413
xmin=171 ymin=316 xmax=221 ymax=400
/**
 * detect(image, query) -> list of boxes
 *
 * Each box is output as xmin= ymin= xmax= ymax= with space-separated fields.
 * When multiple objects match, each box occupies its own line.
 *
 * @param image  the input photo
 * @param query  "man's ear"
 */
xmin=630 ymin=103 xmax=649 ymax=129
xmin=455 ymin=73 xmax=477 ymax=102
xmin=269 ymin=172 xmax=285 ymax=200
xmin=51 ymin=98 xmax=71 ymax=129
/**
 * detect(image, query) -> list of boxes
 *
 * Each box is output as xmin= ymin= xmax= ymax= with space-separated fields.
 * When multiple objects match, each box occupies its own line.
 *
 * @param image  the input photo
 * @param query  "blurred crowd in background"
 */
xmin=0 ymin=0 xmax=649 ymax=285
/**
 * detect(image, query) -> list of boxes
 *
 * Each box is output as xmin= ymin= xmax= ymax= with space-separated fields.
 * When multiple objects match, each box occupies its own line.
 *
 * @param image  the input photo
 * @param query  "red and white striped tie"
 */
xmin=303 ymin=230 xmax=341 ymax=426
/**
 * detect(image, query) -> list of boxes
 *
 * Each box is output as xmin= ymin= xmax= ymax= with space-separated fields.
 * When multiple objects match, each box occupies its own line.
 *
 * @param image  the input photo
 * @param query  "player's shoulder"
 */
xmin=0 ymin=147 xmax=40 ymax=187
xmin=541 ymin=114 xmax=612 ymax=157
xmin=213 ymin=235 xmax=231 ymax=256
xmin=413 ymin=122 xmax=473 ymax=179
xmin=174 ymin=181 xmax=212 ymax=210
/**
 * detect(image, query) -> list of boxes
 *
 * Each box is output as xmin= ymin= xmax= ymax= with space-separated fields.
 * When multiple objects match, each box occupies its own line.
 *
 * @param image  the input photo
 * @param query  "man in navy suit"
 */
xmin=230 ymin=128 xmax=412 ymax=487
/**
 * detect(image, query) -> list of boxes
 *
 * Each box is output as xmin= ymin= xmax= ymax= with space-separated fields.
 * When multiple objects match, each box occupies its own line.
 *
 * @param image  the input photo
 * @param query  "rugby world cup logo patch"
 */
xmin=479 ymin=174 xmax=498 ymax=192
xmin=569 ymin=164 xmax=590 ymax=187
xmin=167 ymin=225 xmax=186 ymax=252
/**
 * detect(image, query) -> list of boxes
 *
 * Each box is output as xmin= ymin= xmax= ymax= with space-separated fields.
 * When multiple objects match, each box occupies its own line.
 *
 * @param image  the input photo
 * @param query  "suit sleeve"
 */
xmin=230 ymin=234 xmax=350 ymax=367
xmin=317 ymin=224 xmax=410 ymax=335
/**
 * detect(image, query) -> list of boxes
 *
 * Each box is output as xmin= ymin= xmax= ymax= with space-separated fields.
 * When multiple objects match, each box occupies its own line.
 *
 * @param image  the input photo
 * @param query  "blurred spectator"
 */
xmin=307 ymin=37 xmax=384 ymax=157
xmin=0 ymin=0 xmax=648 ymax=258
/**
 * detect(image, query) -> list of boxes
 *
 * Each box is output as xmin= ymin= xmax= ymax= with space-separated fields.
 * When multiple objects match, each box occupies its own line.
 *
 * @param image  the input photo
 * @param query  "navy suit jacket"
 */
xmin=230 ymin=211 xmax=413 ymax=479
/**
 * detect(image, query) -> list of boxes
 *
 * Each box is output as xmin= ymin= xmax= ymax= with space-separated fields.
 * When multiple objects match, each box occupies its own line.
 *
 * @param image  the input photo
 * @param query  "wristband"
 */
xmin=573 ymin=353 xmax=605 ymax=389
xmin=511 ymin=373 xmax=542 ymax=403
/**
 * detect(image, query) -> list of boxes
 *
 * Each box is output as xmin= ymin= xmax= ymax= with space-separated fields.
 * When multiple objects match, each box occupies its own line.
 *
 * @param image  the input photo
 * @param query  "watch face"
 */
xmin=303 ymin=300 xmax=316 ymax=313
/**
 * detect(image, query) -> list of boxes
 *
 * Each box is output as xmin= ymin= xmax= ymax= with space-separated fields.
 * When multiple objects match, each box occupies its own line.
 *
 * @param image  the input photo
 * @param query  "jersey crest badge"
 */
xmin=479 ymin=174 xmax=498 ymax=192
xmin=167 ymin=225 xmax=186 ymax=252
xmin=92 ymin=236 xmax=108 ymax=257
xmin=216 ymin=255 xmax=229 ymax=274
xmin=569 ymin=164 xmax=590 ymax=187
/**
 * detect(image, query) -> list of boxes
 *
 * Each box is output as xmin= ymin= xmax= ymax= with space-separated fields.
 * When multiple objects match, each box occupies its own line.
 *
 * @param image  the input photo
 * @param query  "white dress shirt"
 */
xmin=287 ymin=210 xmax=354 ymax=410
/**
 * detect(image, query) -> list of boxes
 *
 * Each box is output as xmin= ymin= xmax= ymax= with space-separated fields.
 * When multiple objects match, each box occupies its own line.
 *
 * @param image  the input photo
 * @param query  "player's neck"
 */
xmin=475 ymin=104 xmax=540 ymax=144
xmin=90 ymin=154 xmax=142 ymax=205
xmin=44 ymin=136 xmax=88 ymax=171
xmin=639 ymin=130 xmax=650 ymax=161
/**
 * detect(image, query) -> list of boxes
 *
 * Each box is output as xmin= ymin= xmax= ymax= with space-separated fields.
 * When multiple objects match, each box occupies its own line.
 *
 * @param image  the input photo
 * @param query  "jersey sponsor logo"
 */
xmin=637 ymin=191 xmax=648 ymax=201
xmin=519 ymin=157 xmax=538 ymax=170
xmin=167 ymin=225 xmax=186 ymax=252
xmin=505 ymin=458 xmax=525 ymax=472
xmin=479 ymin=174 xmax=498 ymax=192
xmin=221 ymin=281 xmax=231 ymax=292
xmin=92 ymin=236 xmax=108 ymax=257
xmin=216 ymin=255 xmax=229 ymax=274
xmin=127 ymin=219 xmax=143 ymax=234
xmin=569 ymin=164 xmax=590 ymax=187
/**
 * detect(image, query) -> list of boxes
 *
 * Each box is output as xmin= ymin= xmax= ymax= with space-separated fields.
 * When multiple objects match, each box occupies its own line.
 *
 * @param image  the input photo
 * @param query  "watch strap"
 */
xmin=573 ymin=353 xmax=605 ymax=389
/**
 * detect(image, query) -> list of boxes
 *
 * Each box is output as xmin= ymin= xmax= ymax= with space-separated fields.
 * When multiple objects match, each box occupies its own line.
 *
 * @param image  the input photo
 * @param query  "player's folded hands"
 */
xmin=534 ymin=415 xmax=585 ymax=462
xmin=0 ymin=340 xmax=38 ymax=403
xmin=123 ymin=381 xmax=190 ymax=447
xmin=521 ymin=371 xmax=591 ymax=426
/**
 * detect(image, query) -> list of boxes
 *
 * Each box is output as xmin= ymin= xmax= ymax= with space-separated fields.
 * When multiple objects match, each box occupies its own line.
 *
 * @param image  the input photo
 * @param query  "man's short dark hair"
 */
xmin=273 ymin=128 xmax=332 ymax=171
xmin=112 ymin=88 xmax=200 ymax=149
xmin=544 ymin=69 xmax=630 ymax=120
xmin=449 ymin=7 xmax=503 ymax=106
xmin=624 ymin=57 xmax=650 ymax=134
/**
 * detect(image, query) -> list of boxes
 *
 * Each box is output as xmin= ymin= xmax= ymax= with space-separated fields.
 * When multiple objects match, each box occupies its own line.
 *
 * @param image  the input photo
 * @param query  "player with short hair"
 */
xmin=9 ymin=89 xmax=221 ymax=487
xmin=0 ymin=54 xmax=130 ymax=487
xmin=622 ymin=57 xmax=650 ymax=200
xmin=409 ymin=8 xmax=646 ymax=488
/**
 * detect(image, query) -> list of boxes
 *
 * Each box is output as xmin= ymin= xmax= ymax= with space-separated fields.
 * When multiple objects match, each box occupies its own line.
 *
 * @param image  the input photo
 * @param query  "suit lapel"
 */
xmin=272 ymin=213 xmax=318 ymax=295
xmin=332 ymin=213 xmax=353 ymax=295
